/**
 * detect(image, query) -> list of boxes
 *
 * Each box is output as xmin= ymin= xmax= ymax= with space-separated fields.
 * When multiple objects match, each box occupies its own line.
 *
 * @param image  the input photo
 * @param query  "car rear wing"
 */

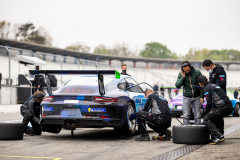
xmin=29 ymin=70 xmax=121 ymax=96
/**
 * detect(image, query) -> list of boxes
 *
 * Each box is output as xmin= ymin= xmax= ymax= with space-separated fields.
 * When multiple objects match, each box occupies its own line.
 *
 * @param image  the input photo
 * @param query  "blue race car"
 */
xmin=29 ymin=70 xmax=149 ymax=135
xmin=168 ymin=93 xmax=240 ymax=117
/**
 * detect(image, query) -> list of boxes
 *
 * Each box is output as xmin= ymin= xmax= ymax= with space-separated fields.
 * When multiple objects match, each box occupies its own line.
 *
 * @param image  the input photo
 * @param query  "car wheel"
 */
xmin=114 ymin=102 xmax=136 ymax=135
xmin=42 ymin=125 xmax=62 ymax=134
xmin=0 ymin=123 xmax=23 ymax=140
xmin=233 ymin=103 xmax=240 ymax=117
xmin=172 ymin=125 xmax=209 ymax=144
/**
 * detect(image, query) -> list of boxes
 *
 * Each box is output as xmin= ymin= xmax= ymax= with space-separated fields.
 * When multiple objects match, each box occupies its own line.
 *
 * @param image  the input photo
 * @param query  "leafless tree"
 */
xmin=0 ymin=20 xmax=11 ymax=39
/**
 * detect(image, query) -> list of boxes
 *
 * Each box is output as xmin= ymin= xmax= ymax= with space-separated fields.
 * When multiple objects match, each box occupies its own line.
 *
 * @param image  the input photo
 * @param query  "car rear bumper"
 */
xmin=40 ymin=117 xmax=123 ymax=128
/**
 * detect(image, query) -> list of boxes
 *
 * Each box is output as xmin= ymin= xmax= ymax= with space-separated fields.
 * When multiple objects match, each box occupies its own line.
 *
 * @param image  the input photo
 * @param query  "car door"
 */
xmin=123 ymin=78 xmax=146 ymax=112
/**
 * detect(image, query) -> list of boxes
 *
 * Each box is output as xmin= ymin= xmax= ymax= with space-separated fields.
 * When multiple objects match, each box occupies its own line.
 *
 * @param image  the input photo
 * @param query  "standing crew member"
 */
xmin=160 ymin=84 xmax=165 ymax=98
xmin=203 ymin=59 xmax=227 ymax=93
xmin=153 ymin=82 xmax=159 ymax=94
xmin=121 ymin=64 xmax=131 ymax=76
xmin=202 ymin=59 xmax=227 ymax=136
xmin=20 ymin=91 xmax=45 ymax=135
xmin=34 ymin=66 xmax=46 ymax=92
xmin=175 ymin=61 xmax=203 ymax=125
xmin=234 ymin=89 xmax=238 ymax=99
xmin=198 ymin=75 xmax=233 ymax=145
xmin=130 ymin=89 xmax=172 ymax=141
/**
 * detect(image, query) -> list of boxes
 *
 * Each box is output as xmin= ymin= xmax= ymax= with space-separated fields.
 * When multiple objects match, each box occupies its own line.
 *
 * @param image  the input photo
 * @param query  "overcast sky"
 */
xmin=0 ymin=0 xmax=240 ymax=55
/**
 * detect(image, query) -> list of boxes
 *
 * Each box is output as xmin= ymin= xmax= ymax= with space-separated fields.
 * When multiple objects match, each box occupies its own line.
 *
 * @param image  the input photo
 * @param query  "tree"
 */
xmin=140 ymin=42 xmax=177 ymax=59
xmin=185 ymin=48 xmax=210 ymax=60
xmin=110 ymin=42 xmax=135 ymax=57
xmin=37 ymin=26 xmax=53 ymax=46
xmin=94 ymin=44 xmax=110 ymax=54
xmin=27 ymin=30 xmax=46 ymax=45
xmin=66 ymin=42 xmax=91 ymax=52
xmin=12 ymin=23 xmax=22 ymax=40
xmin=17 ymin=23 xmax=35 ymax=41
xmin=0 ymin=20 xmax=11 ymax=39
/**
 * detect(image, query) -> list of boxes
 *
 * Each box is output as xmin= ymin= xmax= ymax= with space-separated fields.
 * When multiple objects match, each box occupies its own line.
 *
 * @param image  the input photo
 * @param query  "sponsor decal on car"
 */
xmin=43 ymin=107 xmax=53 ymax=111
xmin=88 ymin=108 xmax=106 ymax=112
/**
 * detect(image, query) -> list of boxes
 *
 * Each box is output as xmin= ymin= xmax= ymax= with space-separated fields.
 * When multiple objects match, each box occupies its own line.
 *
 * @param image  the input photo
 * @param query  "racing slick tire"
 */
xmin=114 ymin=102 xmax=136 ymax=135
xmin=42 ymin=125 xmax=62 ymax=134
xmin=233 ymin=103 xmax=240 ymax=117
xmin=0 ymin=123 xmax=23 ymax=140
xmin=172 ymin=125 xmax=209 ymax=144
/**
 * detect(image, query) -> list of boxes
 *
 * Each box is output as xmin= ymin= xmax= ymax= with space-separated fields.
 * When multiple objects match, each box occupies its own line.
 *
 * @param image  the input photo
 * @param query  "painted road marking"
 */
xmin=0 ymin=155 xmax=62 ymax=160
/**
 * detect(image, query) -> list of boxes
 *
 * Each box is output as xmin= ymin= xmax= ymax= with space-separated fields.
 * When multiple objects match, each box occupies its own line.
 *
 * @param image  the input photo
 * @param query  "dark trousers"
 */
xmin=21 ymin=107 xmax=42 ymax=135
xmin=136 ymin=111 xmax=171 ymax=135
xmin=203 ymin=104 xmax=233 ymax=139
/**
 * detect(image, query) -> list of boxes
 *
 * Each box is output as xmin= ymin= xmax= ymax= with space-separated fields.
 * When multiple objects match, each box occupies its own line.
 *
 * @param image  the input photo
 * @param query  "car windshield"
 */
xmin=54 ymin=76 xmax=115 ymax=95
xmin=64 ymin=76 xmax=115 ymax=86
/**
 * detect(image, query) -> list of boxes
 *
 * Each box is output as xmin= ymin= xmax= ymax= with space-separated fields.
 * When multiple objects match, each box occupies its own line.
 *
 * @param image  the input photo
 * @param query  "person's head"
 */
xmin=202 ymin=59 xmax=214 ymax=72
xmin=33 ymin=91 xmax=45 ymax=103
xmin=144 ymin=89 xmax=153 ymax=98
xmin=181 ymin=60 xmax=192 ymax=74
xmin=36 ymin=65 xmax=39 ymax=70
xmin=235 ymin=89 xmax=238 ymax=92
xmin=121 ymin=64 xmax=127 ymax=74
xmin=198 ymin=75 xmax=208 ymax=88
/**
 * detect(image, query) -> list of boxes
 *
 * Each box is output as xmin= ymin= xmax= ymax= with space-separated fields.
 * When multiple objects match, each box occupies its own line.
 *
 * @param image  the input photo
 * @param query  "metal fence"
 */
xmin=0 ymin=45 xmax=238 ymax=104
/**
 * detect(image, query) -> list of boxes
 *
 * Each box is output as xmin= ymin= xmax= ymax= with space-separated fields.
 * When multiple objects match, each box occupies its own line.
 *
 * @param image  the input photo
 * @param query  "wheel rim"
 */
xmin=128 ymin=105 xmax=136 ymax=131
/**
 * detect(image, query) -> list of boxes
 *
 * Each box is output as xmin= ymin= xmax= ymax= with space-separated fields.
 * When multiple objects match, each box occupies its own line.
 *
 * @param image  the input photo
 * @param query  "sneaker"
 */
xmin=210 ymin=138 xmax=221 ymax=145
xmin=164 ymin=129 xmax=172 ymax=140
xmin=220 ymin=136 xmax=225 ymax=142
xmin=135 ymin=134 xmax=150 ymax=141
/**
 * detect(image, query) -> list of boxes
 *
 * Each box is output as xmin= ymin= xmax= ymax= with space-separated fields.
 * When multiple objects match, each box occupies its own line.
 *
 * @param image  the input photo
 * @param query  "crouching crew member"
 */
xmin=130 ymin=89 xmax=172 ymax=141
xmin=198 ymin=75 xmax=233 ymax=145
xmin=20 ymin=91 xmax=45 ymax=136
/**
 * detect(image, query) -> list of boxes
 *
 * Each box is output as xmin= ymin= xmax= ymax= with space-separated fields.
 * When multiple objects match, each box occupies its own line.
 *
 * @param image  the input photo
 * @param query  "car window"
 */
xmin=125 ymin=78 xmax=144 ymax=93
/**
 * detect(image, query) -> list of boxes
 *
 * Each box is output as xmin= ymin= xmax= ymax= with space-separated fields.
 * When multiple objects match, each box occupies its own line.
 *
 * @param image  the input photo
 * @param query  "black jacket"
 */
xmin=142 ymin=93 xmax=171 ymax=118
xmin=35 ymin=75 xmax=46 ymax=88
xmin=202 ymin=82 xmax=232 ymax=115
xmin=49 ymin=75 xmax=57 ymax=87
xmin=209 ymin=64 xmax=227 ymax=93
xmin=23 ymin=96 xmax=41 ymax=123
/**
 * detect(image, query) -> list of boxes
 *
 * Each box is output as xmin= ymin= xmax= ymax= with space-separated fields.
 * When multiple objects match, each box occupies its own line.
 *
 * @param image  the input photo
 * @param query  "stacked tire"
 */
xmin=173 ymin=125 xmax=209 ymax=144
xmin=0 ymin=123 xmax=24 ymax=140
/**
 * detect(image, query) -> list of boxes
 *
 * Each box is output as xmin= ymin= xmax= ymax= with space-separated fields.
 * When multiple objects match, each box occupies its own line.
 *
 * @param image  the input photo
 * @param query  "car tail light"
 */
xmin=100 ymin=116 xmax=111 ymax=119
xmin=42 ymin=114 xmax=46 ymax=117
xmin=94 ymin=97 xmax=119 ymax=103
xmin=43 ymin=96 xmax=54 ymax=102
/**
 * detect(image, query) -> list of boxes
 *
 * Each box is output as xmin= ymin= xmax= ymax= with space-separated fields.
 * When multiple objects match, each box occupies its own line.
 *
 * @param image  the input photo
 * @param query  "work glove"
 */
xmin=129 ymin=113 xmax=136 ymax=121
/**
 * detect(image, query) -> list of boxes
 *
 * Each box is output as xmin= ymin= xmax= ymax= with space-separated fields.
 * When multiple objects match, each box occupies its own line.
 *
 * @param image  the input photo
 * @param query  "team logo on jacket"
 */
xmin=212 ymin=74 xmax=215 ymax=78
xmin=219 ymin=75 xmax=225 ymax=81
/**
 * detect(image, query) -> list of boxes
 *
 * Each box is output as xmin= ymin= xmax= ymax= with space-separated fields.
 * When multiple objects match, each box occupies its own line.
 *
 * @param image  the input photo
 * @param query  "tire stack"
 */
xmin=172 ymin=125 xmax=210 ymax=144
xmin=0 ymin=123 xmax=24 ymax=140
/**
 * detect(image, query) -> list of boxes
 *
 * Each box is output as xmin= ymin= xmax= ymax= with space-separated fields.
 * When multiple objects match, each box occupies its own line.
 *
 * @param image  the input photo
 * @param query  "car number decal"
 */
xmin=88 ymin=108 xmax=106 ymax=112
xmin=64 ymin=100 xmax=79 ymax=103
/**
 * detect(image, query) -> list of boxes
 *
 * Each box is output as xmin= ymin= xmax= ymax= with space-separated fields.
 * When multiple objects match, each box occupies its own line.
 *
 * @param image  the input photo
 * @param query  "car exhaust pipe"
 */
xmin=66 ymin=120 xmax=71 ymax=125
xmin=72 ymin=120 xmax=77 ymax=126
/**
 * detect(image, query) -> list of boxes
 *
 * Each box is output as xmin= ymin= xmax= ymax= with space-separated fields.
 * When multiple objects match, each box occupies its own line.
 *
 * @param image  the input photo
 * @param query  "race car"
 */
xmin=168 ymin=93 xmax=240 ymax=117
xmin=29 ymin=70 xmax=151 ymax=135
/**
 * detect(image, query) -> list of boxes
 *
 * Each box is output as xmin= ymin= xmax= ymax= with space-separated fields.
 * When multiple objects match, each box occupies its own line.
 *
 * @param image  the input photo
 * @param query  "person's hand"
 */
xmin=38 ymin=85 xmax=40 ymax=88
xmin=129 ymin=113 xmax=136 ymax=121
xmin=200 ymin=98 xmax=204 ymax=105
xmin=180 ymin=70 xmax=185 ymax=78
xmin=39 ymin=122 xmax=40 ymax=124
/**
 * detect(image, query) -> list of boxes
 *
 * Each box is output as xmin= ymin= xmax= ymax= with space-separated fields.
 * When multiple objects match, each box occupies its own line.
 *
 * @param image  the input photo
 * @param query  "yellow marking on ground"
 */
xmin=0 ymin=155 xmax=62 ymax=160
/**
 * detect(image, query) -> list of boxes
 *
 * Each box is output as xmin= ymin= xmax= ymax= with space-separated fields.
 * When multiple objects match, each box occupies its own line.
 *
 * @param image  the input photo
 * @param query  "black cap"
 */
xmin=198 ymin=75 xmax=207 ymax=84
